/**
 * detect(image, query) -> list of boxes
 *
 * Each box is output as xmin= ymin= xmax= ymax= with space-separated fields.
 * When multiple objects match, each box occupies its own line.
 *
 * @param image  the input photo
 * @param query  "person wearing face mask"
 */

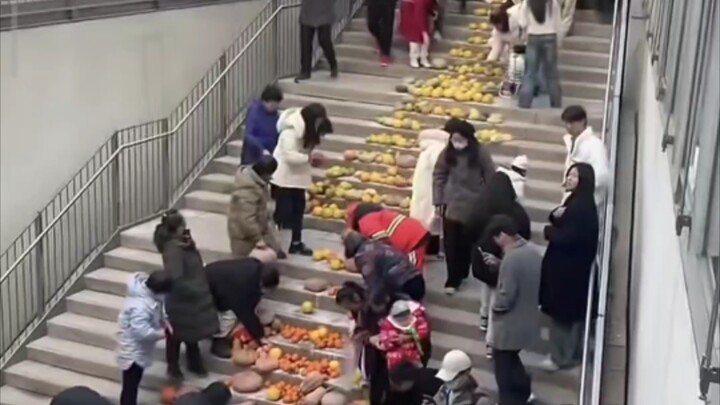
xmin=432 ymin=118 xmax=496 ymax=295
xmin=153 ymin=209 xmax=219 ymax=381
xmin=117 ymin=270 xmax=174 ymax=405
xmin=539 ymin=163 xmax=599 ymax=372
xmin=227 ymin=156 xmax=284 ymax=258
xmin=271 ymin=103 xmax=333 ymax=256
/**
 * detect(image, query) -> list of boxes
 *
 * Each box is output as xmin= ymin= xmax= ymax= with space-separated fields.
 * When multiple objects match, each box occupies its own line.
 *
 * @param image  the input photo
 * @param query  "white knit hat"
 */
xmin=511 ymin=155 xmax=528 ymax=171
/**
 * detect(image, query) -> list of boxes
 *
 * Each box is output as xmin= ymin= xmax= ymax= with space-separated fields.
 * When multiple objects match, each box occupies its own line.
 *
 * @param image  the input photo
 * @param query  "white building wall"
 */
xmin=627 ymin=52 xmax=706 ymax=405
xmin=0 ymin=0 xmax=264 ymax=251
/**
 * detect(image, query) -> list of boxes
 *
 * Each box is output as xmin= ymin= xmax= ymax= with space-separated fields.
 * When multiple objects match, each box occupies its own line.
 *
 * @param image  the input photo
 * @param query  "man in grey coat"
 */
xmin=295 ymin=0 xmax=338 ymax=82
xmin=482 ymin=214 xmax=542 ymax=405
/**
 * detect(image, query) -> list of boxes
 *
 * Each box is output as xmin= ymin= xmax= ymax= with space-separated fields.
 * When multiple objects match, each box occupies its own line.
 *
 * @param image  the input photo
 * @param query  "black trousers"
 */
xmin=120 ymin=363 xmax=144 ymax=405
xmin=300 ymin=24 xmax=338 ymax=76
xmin=166 ymin=336 xmax=203 ymax=370
xmin=364 ymin=345 xmax=389 ymax=405
xmin=273 ymin=186 xmax=306 ymax=243
xmin=366 ymin=0 xmax=396 ymax=57
xmin=426 ymin=235 xmax=441 ymax=255
xmin=443 ymin=218 xmax=480 ymax=288
xmin=493 ymin=349 xmax=532 ymax=405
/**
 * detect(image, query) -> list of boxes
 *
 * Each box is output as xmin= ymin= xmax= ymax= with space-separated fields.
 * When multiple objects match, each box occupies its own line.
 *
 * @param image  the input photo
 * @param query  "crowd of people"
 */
xmin=48 ymin=77 xmax=608 ymax=404
xmin=294 ymin=0 xmax=581 ymax=109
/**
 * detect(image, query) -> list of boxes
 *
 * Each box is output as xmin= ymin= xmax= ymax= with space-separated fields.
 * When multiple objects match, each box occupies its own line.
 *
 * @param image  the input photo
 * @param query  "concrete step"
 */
xmin=0 ymin=386 xmax=50 ymax=405
xmin=280 ymin=93 xmax=576 ymax=145
xmin=276 ymin=74 xmax=604 ymax=128
xmin=340 ymin=27 xmax=610 ymax=70
xmin=327 ymin=49 xmax=605 ymax=100
xmin=3 ymin=361 xmax=159 ymax=405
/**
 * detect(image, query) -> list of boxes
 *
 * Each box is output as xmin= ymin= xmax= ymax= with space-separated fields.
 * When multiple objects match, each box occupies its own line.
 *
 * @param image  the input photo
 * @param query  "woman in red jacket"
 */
xmin=346 ymin=203 xmax=430 ymax=271
xmin=399 ymin=0 xmax=436 ymax=68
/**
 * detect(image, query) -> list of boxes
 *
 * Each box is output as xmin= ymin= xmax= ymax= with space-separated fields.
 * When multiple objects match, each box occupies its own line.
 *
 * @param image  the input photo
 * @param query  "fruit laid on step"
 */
xmin=266 ymin=386 xmax=282 ymax=401
xmin=313 ymin=249 xmax=331 ymax=261
xmin=160 ymin=386 xmax=178 ymax=404
xmin=232 ymin=337 xmax=259 ymax=366
xmin=399 ymin=197 xmax=411 ymax=209
xmin=301 ymin=387 xmax=327 ymax=405
xmin=474 ymin=7 xmax=489 ymax=16
xmin=230 ymin=370 xmax=264 ymax=393
xmin=467 ymin=36 xmax=486 ymax=45
xmin=267 ymin=382 xmax=302 ymax=403
xmin=302 ymin=301 xmax=315 ymax=314
xmin=343 ymin=150 xmax=359 ymax=161
xmin=300 ymin=372 xmax=327 ymax=394
xmin=304 ymin=277 xmax=330 ymax=292
xmin=487 ymin=113 xmax=504 ymax=124
xmin=326 ymin=166 xmax=353 ymax=178
xmin=329 ymin=258 xmax=345 ymax=271
xmin=281 ymin=325 xmax=310 ymax=343
xmin=320 ymin=391 xmax=348 ymax=405
xmin=476 ymin=129 xmax=513 ymax=143
xmin=376 ymin=116 xmax=423 ymax=130
xmin=255 ymin=354 xmax=280 ymax=373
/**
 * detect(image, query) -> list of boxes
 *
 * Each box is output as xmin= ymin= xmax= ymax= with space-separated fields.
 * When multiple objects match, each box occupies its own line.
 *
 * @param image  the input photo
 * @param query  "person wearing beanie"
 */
xmin=51 ymin=386 xmax=112 ymax=405
xmin=228 ymin=156 xmax=284 ymax=258
xmin=433 ymin=118 xmax=496 ymax=295
xmin=497 ymin=154 xmax=528 ymax=203
xmin=374 ymin=300 xmax=431 ymax=373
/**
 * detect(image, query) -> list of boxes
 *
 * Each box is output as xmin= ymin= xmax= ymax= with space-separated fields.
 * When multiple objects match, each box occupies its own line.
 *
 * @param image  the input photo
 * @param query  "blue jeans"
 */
xmin=518 ymin=34 xmax=562 ymax=109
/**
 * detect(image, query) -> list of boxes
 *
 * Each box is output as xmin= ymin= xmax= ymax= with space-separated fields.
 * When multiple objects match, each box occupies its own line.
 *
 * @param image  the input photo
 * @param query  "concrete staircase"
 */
xmin=0 ymin=2 xmax=611 ymax=404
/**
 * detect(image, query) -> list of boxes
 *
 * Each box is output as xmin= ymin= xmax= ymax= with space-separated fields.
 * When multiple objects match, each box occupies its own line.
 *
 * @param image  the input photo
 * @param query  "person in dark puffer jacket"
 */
xmin=51 ymin=387 xmax=112 ymax=405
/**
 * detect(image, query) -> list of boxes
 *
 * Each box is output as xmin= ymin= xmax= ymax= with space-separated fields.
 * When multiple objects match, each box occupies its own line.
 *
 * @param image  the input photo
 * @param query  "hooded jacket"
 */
xmin=116 ymin=273 xmax=166 ymax=370
xmin=563 ymin=126 xmax=608 ymax=206
xmin=411 ymin=129 xmax=450 ymax=234
xmin=426 ymin=371 xmax=479 ymax=405
xmin=271 ymin=108 xmax=314 ymax=190
xmin=378 ymin=300 xmax=431 ymax=370
xmin=227 ymin=166 xmax=281 ymax=251
xmin=347 ymin=204 xmax=429 ymax=269
xmin=496 ymin=154 xmax=527 ymax=203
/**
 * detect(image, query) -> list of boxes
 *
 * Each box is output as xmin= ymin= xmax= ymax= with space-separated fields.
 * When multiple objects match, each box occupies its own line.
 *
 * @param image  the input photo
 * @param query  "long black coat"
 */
xmin=205 ymin=258 xmax=265 ymax=341
xmin=162 ymin=238 xmax=219 ymax=342
xmin=539 ymin=193 xmax=599 ymax=323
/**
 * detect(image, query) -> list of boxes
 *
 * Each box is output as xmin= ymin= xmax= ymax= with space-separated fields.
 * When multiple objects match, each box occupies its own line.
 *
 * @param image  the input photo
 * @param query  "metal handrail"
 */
xmin=578 ymin=0 xmax=630 ymax=403
xmin=0 ymin=4 xmax=290 ymax=283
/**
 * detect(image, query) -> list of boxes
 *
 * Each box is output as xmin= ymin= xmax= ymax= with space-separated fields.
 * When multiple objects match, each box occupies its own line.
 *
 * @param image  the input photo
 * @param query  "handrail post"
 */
xmin=110 ymin=132 xmax=120 ymax=229
xmin=32 ymin=213 xmax=45 ymax=316
xmin=219 ymin=54 xmax=228 ymax=129
xmin=160 ymin=118 xmax=171 ymax=207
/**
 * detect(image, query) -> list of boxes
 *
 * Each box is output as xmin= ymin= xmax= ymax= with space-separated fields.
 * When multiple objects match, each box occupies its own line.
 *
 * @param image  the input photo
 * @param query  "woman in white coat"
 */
xmin=410 ymin=128 xmax=450 ymax=256
xmin=486 ymin=1 xmax=522 ymax=63
xmin=271 ymin=103 xmax=333 ymax=256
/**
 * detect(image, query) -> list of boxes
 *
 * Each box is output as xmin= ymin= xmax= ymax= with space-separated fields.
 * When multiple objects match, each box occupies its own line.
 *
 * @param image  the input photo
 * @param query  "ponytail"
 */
xmin=153 ymin=209 xmax=185 ymax=252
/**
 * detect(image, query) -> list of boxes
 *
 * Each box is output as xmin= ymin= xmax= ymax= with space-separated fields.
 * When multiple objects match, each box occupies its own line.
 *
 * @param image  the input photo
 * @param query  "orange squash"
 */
xmin=160 ymin=386 xmax=178 ymax=404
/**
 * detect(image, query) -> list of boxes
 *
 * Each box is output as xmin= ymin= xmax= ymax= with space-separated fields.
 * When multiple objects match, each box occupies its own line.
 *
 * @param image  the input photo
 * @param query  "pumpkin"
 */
xmin=230 ymin=370 xmax=264 ymax=393
xmin=249 ymin=247 xmax=277 ymax=264
xmin=300 ymin=387 xmax=327 ymax=405
xmin=320 ymin=391 xmax=347 ymax=405
xmin=300 ymin=372 xmax=325 ymax=394
xmin=160 ymin=386 xmax=178 ymax=404
xmin=304 ymin=278 xmax=329 ymax=292
xmin=232 ymin=338 xmax=258 ymax=366
xmin=395 ymin=154 xmax=417 ymax=169
xmin=431 ymin=57 xmax=447 ymax=69
xmin=255 ymin=355 xmax=279 ymax=373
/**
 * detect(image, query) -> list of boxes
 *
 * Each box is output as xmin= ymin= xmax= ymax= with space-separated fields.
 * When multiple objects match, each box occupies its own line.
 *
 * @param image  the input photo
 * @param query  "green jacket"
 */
xmin=227 ymin=166 xmax=281 ymax=250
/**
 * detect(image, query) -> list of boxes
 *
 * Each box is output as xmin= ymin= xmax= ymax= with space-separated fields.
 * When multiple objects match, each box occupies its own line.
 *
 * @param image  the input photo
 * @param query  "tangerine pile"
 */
xmin=278 ymin=353 xmax=343 ymax=379
xmin=280 ymin=325 xmax=345 ymax=349
xmin=265 ymin=381 xmax=302 ymax=403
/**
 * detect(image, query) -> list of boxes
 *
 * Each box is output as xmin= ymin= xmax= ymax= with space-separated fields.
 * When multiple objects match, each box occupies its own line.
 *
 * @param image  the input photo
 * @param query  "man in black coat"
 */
xmin=51 ymin=387 xmax=112 ymax=405
xmin=205 ymin=257 xmax=280 ymax=358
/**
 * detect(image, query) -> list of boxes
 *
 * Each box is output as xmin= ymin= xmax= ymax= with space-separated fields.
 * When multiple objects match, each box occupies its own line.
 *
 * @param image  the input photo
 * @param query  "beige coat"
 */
xmin=227 ymin=166 xmax=281 ymax=257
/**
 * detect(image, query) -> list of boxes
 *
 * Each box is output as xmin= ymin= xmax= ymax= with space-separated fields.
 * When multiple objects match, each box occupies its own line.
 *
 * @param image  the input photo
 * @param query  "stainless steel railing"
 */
xmin=578 ymin=0 xmax=630 ymax=403
xmin=0 ymin=0 xmax=361 ymax=368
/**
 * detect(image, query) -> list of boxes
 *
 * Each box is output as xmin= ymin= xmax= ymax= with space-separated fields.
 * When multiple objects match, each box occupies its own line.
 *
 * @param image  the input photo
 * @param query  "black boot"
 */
xmin=330 ymin=67 xmax=339 ymax=78
xmin=294 ymin=72 xmax=311 ymax=83
xmin=210 ymin=337 xmax=233 ymax=359
xmin=165 ymin=336 xmax=184 ymax=381
xmin=289 ymin=241 xmax=313 ymax=256
xmin=186 ymin=342 xmax=208 ymax=377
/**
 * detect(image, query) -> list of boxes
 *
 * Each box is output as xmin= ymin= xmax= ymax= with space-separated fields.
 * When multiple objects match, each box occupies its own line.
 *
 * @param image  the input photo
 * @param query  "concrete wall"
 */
xmin=626 ymin=48 xmax=706 ymax=405
xmin=0 ymin=0 xmax=264 ymax=252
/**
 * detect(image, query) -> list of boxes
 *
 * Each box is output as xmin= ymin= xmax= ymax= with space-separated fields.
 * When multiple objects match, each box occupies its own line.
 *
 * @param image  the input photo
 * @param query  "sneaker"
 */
xmin=276 ymin=250 xmax=288 ymax=260
xmin=479 ymin=316 xmax=488 ymax=331
xmin=289 ymin=242 xmax=313 ymax=256
xmin=380 ymin=56 xmax=392 ymax=67
xmin=527 ymin=393 xmax=536 ymax=403
xmin=410 ymin=58 xmax=420 ymax=69
xmin=538 ymin=357 xmax=560 ymax=372
xmin=419 ymin=57 xmax=432 ymax=68
xmin=444 ymin=286 xmax=456 ymax=295
xmin=294 ymin=73 xmax=311 ymax=83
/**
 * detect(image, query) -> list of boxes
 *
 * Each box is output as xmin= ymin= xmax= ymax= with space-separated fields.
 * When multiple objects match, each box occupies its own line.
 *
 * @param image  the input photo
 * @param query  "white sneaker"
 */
xmin=528 ymin=393 xmax=536 ymax=403
xmin=538 ymin=357 xmax=560 ymax=372
xmin=444 ymin=287 xmax=457 ymax=295
xmin=420 ymin=57 xmax=432 ymax=68
xmin=410 ymin=58 xmax=420 ymax=69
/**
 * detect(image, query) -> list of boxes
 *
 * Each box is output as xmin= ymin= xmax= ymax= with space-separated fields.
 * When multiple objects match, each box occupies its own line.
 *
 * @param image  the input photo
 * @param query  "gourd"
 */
xmin=395 ymin=154 xmax=417 ymax=169
xmin=320 ymin=391 xmax=348 ymax=405
xmin=431 ymin=58 xmax=447 ymax=69
xmin=300 ymin=372 xmax=326 ymax=394
xmin=304 ymin=278 xmax=330 ymax=293
xmin=230 ymin=370 xmax=264 ymax=393
xmin=232 ymin=338 xmax=258 ymax=366
xmin=160 ymin=386 xmax=178 ymax=404
xmin=254 ymin=355 xmax=279 ymax=373
xmin=300 ymin=387 xmax=327 ymax=405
